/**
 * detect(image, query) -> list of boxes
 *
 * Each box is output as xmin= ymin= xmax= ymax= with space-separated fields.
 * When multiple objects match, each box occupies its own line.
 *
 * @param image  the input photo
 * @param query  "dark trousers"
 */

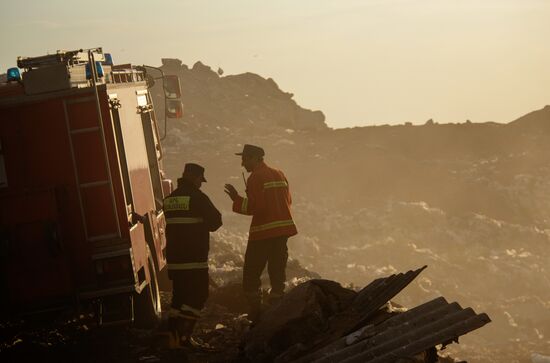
xmin=243 ymin=236 xmax=289 ymax=298
xmin=170 ymin=269 xmax=209 ymax=316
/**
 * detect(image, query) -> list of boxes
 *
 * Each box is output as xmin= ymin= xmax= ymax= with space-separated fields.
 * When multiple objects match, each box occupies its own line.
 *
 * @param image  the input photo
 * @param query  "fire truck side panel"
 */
xmin=65 ymin=97 xmax=120 ymax=240
xmin=0 ymin=96 xmax=92 ymax=309
xmin=137 ymin=103 xmax=168 ymax=270
xmin=95 ymin=89 xmax=133 ymax=249
xmin=2 ymin=189 xmax=74 ymax=308
xmin=107 ymin=84 xmax=160 ymax=273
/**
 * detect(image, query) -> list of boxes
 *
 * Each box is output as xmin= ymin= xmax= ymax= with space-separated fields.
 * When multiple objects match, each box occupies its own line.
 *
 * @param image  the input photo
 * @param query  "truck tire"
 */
xmin=134 ymin=246 xmax=162 ymax=328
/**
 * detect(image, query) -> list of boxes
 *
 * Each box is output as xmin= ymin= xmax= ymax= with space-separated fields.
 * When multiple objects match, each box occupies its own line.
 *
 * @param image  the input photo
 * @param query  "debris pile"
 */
xmin=0 ymin=263 xmax=489 ymax=363
xmin=242 ymin=267 xmax=489 ymax=362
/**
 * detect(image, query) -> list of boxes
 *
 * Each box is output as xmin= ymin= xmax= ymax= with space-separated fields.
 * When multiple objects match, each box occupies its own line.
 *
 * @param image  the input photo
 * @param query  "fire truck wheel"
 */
xmin=134 ymin=246 xmax=162 ymax=328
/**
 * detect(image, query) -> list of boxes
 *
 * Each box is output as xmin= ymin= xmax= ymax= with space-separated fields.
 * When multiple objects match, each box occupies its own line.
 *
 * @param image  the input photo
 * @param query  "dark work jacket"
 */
xmin=164 ymin=179 xmax=222 ymax=265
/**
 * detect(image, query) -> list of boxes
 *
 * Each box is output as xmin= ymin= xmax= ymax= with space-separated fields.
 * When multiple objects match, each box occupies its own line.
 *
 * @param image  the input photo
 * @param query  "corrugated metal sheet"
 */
xmin=287 ymin=266 xmax=430 ymax=363
xmin=296 ymin=297 xmax=450 ymax=362
xmin=287 ymin=266 xmax=491 ymax=363
xmin=346 ymin=265 xmax=428 ymax=335
xmin=309 ymin=297 xmax=491 ymax=363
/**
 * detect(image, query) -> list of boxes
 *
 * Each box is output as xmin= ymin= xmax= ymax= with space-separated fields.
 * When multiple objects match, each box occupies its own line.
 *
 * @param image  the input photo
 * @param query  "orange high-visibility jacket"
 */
xmin=232 ymin=162 xmax=297 ymax=241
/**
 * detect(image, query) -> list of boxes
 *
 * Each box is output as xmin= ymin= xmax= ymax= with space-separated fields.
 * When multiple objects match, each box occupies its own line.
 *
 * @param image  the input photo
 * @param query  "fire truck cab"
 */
xmin=0 ymin=48 xmax=173 ymax=325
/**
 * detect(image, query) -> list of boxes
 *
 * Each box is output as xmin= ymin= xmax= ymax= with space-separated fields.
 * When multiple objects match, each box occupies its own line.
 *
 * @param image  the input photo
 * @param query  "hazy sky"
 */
xmin=1 ymin=0 xmax=548 ymax=128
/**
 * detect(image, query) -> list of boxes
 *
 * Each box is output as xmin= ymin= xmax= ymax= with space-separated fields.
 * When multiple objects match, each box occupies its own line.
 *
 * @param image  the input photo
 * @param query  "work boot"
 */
xmin=245 ymin=291 xmax=262 ymax=326
xmin=163 ymin=312 xmax=181 ymax=349
xmin=247 ymin=302 xmax=262 ymax=327
xmin=176 ymin=316 xmax=197 ymax=344
xmin=266 ymin=291 xmax=284 ymax=306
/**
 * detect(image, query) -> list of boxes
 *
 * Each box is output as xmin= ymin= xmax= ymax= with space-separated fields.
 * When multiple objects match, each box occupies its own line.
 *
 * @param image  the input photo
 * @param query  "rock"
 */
xmin=243 ymin=280 xmax=355 ymax=362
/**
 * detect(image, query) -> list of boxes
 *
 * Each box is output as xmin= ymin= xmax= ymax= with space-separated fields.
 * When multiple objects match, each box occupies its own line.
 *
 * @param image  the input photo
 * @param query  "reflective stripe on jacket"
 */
xmin=232 ymin=162 xmax=297 ymax=241
xmin=166 ymin=217 xmax=204 ymax=225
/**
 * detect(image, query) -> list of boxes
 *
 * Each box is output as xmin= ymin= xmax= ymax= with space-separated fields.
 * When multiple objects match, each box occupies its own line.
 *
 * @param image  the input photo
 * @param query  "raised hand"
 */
xmin=224 ymin=183 xmax=239 ymax=201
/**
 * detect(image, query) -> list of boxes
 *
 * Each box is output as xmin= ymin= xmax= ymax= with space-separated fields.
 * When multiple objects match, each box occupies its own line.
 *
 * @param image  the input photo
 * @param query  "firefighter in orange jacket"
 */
xmin=224 ymin=144 xmax=297 ymax=323
xmin=165 ymin=163 xmax=222 ymax=344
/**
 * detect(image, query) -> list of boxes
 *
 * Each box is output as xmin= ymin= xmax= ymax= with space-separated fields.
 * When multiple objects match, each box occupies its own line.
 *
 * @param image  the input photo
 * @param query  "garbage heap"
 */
xmin=187 ymin=266 xmax=490 ymax=363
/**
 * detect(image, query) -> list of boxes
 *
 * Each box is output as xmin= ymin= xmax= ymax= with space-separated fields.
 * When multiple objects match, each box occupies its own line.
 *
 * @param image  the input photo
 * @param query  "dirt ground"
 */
xmin=0 ymin=292 xmax=250 ymax=363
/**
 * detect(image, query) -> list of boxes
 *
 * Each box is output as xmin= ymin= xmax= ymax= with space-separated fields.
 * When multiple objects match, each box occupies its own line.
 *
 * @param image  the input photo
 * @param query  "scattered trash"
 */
xmin=532 ymin=353 xmax=550 ymax=363
xmin=138 ymin=355 xmax=160 ymax=362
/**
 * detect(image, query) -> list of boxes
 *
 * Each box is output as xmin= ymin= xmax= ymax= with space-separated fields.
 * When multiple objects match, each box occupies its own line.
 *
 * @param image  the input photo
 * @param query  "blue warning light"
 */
xmin=7 ymin=67 xmax=21 ymax=82
xmin=86 ymin=61 xmax=105 ymax=79
xmin=103 ymin=53 xmax=113 ymax=66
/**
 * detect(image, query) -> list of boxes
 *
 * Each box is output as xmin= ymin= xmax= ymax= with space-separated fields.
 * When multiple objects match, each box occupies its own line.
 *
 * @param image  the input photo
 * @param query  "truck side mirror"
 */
xmin=164 ymin=75 xmax=181 ymax=99
xmin=166 ymin=100 xmax=184 ymax=118
xmin=145 ymin=73 xmax=155 ymax=88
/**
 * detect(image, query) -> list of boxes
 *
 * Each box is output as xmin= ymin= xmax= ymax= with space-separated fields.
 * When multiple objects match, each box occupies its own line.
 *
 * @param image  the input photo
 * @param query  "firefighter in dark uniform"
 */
xmin=164 ymin=163 xmax=222 ymax=344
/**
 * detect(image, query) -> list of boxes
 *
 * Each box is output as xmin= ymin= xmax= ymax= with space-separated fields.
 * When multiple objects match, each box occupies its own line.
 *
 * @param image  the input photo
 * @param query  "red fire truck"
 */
xmin=0 ymin=48 xmax=181 ymax=325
